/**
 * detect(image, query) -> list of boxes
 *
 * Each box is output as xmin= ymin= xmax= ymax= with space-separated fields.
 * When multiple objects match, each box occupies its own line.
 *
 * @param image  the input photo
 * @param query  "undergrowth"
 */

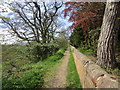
xmin=2 ymin=48 xmax=66 ymax=88
xmin=78 ymin=47 xmax=94 ymax=56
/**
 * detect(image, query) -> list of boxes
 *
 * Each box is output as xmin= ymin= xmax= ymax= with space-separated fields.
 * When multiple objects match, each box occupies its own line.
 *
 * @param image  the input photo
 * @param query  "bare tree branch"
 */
xmin=1 ymin=2 xmax=63 ymax=44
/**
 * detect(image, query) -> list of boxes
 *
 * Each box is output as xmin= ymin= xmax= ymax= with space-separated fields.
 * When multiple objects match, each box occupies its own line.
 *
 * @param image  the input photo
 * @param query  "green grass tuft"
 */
xmin=66 ymin=50 xmax=82 ymax=88
xmin=78 ymin=47 xmax=94 ymax=56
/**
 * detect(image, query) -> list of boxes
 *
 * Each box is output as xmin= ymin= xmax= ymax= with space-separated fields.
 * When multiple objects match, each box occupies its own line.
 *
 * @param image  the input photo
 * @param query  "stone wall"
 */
xmin=71 ymin=46 xmax=119 ymax=88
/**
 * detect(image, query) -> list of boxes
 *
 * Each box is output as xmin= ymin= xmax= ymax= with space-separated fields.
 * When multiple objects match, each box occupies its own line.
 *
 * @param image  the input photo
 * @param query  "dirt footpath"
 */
xmin=50 ymin=48 xmax=70 ymax=88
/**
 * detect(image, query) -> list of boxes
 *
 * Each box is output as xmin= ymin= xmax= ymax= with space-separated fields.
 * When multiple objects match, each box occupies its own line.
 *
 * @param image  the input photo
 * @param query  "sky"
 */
xmin=0 ymin=0 xmax=73 ymax=44
xmin=0 ymin=28 xmax=23 ymax=44
xmin=0 ymin=0 xmax=120 ymax=44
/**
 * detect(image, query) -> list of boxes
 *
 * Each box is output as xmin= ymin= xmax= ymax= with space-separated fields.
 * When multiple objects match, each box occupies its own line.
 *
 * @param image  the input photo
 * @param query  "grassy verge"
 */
xmin=78 ymin=47 xmax=94 ymax=56
xmin=66 ymin=50 xmax=82 ymax=88
xmin=2 ymin=48 xmax=66 ymax=88
xmin=78 ymin=47 xmax=96 ymax=62
xmin=38 ymin=48 xmax=66 ymax=87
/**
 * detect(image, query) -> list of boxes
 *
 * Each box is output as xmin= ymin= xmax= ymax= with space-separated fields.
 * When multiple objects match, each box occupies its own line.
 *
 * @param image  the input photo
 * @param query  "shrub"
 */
xmin=55 ymin=38 xmax=68 ymax=49
xmin=25 ymin=43 xmax=59 ymax=62
xmin=78 ymin=47 xmax=94 ymax=56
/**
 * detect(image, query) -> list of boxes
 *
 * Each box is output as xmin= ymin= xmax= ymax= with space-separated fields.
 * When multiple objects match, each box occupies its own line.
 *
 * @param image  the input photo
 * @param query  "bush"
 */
xmin=55 ymin=38 xmax=68 ymax=49
xmin=78 ymin=47 xmax=94 ymax=56
xmin=25 ymin=43 xmax=59 ymax=62
xmin=87 ymin=28 xmax=100 ymax=56
xmin=42 ymin=47 xmax=66 ymax=62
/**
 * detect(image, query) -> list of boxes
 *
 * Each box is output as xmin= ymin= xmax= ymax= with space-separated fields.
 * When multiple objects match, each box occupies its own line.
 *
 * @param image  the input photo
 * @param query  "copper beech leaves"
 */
xmin=63 ymin=2 xmax=105 ymax=42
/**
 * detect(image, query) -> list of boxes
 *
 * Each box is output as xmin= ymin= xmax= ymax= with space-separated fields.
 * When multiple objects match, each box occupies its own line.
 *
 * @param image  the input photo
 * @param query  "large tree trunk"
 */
xmin=97 ymin=1 xmax=120 ymax=69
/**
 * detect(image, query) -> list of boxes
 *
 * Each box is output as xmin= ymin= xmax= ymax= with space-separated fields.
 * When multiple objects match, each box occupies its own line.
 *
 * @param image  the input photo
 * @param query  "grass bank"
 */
xmin=66 ymin=49 xmax=82 ymax=88
xmin=2 ymin=48 xmax=66 ymax=88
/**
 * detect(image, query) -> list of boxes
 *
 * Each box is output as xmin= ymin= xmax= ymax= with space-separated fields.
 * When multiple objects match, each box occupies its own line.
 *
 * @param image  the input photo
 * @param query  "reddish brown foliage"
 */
xmin=63 ymin=2 xmax=105 ymax=42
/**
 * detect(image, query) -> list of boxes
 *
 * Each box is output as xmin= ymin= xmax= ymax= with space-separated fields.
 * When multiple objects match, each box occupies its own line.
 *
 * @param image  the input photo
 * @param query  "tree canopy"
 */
xmin=1 ymin=1 xmax=63 ymax=44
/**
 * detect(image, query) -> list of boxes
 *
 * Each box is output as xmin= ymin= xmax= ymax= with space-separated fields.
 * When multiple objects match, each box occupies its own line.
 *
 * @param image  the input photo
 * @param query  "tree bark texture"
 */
xmin=97 ymin=1 xmax=120 ymax=68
